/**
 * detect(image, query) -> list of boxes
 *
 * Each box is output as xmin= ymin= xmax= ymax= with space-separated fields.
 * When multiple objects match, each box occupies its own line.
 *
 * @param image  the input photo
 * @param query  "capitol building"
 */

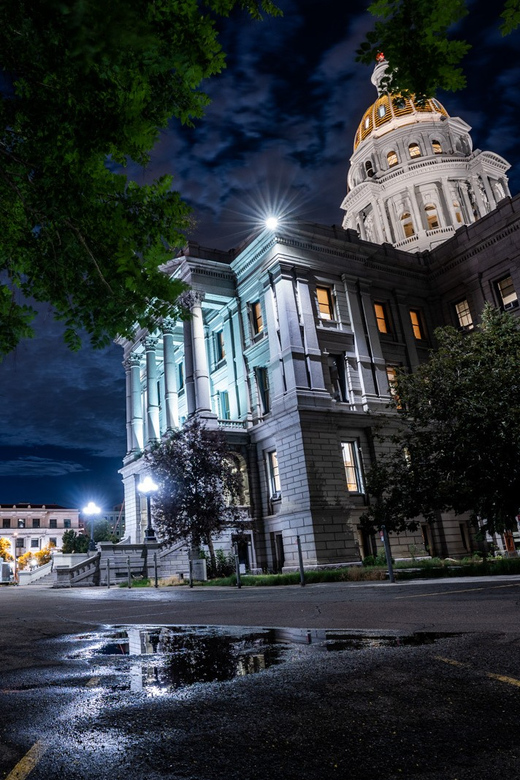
xmin=117 ymin=58 xmax=519 ymax=571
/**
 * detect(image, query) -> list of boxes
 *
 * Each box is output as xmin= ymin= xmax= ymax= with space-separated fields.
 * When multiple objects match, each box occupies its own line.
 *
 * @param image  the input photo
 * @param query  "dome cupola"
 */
xmin=341 ymin=57 xmax=511 ymax=252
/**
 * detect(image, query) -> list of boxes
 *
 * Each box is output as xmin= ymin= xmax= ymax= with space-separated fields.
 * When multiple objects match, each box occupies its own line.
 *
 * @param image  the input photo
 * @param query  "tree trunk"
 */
xmin=206 ymin=536 xmax=217 ymax=578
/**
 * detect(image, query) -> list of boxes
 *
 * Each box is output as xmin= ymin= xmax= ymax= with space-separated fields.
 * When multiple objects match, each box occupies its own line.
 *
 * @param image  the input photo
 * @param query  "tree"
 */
xmin=357 ymin=0 xmax=520 ymax=101
xmin=34 ymin=542 xmax=56 ymax=567
xmin=145 ymin=417 xmax=247 ymax=572
xmin=0 ymin=537 xmax=13 ymax=562
xmin=0 ymin=0 xmax=280 ymax=357
xmin=61 ymin=529 xmax=90 ymax=554
xmin=361 ymin=306 xmax=520 ymax=539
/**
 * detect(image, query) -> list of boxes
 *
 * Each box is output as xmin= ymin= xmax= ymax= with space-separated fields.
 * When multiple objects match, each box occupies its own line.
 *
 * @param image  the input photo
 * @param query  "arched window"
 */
xmin=453 ymin=200 xmax=463 ymax=224
xmin=400 ymin=212 xmax=415 ymax=238
xmin=387 ymin=150 xmax=399 ymax=168
xmin=424 ymin=203 xmax=440 ymax=230
xmin=408 ymin=143 xmax=421 ymax=159
xmin=365 ymin=160 xmax=375 ymax=178
xmin=432 ymin=139 xmax=442 ymax=154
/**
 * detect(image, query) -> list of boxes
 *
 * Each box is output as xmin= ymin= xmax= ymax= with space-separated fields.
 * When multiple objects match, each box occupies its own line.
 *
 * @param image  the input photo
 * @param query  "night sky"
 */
xmin=1 ymin=0 xmax=518 ymax=512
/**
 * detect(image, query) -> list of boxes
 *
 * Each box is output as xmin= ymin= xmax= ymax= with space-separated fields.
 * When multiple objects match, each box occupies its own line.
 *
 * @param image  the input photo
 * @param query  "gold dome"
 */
xmin=354 ymin=94 xmax=449 ymax=151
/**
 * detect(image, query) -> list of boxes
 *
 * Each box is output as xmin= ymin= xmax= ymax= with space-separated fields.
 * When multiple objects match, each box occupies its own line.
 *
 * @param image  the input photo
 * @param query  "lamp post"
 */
xmin=137 ymin=476 xmax=158 ymax=543
xmin=83 ymin=501 xmax=101 ymax=552
xmin=12 ymin=532 xmax=18 ymax=584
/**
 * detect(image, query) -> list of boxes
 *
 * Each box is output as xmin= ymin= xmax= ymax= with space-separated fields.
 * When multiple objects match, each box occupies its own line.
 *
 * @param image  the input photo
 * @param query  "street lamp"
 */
xmin=83 ymin=501 xmax=101 ymax=552
xmin=12 ymin=532 xmax=18 ymax=584
xmin=137 ymin=476 xmax=158 ymax=543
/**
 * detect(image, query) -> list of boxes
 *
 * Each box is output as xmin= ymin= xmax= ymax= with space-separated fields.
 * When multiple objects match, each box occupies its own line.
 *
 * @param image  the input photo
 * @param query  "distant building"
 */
xmin=0 ymin=504 xmax=80 ymax=558
xmin=117 ymin=60 xmax=519 ymax=569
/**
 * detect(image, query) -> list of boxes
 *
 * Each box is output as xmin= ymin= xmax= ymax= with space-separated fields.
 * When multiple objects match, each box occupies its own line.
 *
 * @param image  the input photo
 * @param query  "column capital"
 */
xmin=178 ymin=290 xmax=204 ymax=311
xmin=124 ymin=353 xmax=142 ymax=370
xmin=161 ymin=317 xmax=176 ymax=335
xmin=143 ymin=336 xmax=158 ymax=352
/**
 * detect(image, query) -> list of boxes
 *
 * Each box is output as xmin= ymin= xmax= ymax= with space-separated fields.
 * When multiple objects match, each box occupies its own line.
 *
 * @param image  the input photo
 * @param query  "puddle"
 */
xmin=65 ymin=627 xmax=459 ymax=696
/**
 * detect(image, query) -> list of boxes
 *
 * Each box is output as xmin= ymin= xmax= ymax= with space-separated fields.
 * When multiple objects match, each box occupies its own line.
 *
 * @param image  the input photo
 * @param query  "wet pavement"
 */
xmin=1 ymin=580 xmax=520 ymax=779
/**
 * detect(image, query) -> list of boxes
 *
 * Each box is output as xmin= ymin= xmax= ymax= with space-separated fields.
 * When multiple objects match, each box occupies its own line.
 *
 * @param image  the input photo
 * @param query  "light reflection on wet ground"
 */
xmin=60 ymin=626 xmax=459 ymax=697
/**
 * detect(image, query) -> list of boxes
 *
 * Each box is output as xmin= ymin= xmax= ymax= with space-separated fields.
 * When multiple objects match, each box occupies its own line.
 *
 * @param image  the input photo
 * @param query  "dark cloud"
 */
xmin=0 ymin=456 xmax=88 ymax=478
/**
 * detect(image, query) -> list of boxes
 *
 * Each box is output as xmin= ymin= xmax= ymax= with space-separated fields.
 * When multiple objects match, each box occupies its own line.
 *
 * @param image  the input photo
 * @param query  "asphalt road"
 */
xmin=1 ymin=577 xmax=520 ymax=780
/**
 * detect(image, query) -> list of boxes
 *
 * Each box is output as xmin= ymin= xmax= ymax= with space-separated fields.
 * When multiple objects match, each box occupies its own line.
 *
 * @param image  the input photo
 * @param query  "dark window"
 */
xmin=16 ymin=537 xmax=25 ymax=548
xmin=365 ymin=160 xmax=375 ymax=177
xmin=2 ymin=518 xmax=10 ymax=528
xmin=64 ymin=519 xmax=71 ymax=529
xmin=256 ymin=367 xmax=271 ymax=414
xmin=219 ymin=391 xmax=230 ymax=420
xmin=329 ymin=354 xmax=348 ymax=402
xmin=49 ymin=518 xmax=57 ymax=529
xmin=30 ymin=539 xmax=40 ymax=549
xmin=32 ymin=518 xmax=40 ymax=528
xmin=214 ymin=330 xmax=225 ymax=363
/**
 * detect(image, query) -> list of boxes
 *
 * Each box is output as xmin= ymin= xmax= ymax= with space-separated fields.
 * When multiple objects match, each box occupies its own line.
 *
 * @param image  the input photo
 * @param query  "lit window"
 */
xmin=364 ymin=116 xmax=370 ymax=130
xmin=425 ymin=203 xmax=440 ymax=230
xmin=267 ymin=451 xmax=281 ymax=499
xmin=455 ymin=300 xmax=474 ymax=329
xmin=18 ymin=519 xmax=25 ymax=528
xmin=496 ymin=275 xmax=519 ymax=310
xmin=409 ymin=310 xmax=424 ymax=340
xmin=214 ymin=330 xmax=225 ymax=363
xmin=218 ymin=391 xmax=230 ymax=420
xmin=378 ymin=104 xmax=386 ymax=118
xmin=409 ymin=143 xmax=421 ymax=158
xmin=400 ymin=212 xmax=415 ymax=238
xmin=387 ymin=150 xmax=399 ymax=167
xmin=432 ymin=140 xmax=443 ymax=154
xmin=453 ymin=200 xmax=463 ymax=223
xmin=374 ymin=302 xmax=390 ymax=334
xmin=341 ymin=442 xmax=364 ymax=493
xmin=251 ymin=301 xmax=264 ymax=335
xmin=316 ymin=286 xmax=334 ymax=320
xmin=256 ymin=367 xmax=271 ymax=415
xmin=49 ymin=538 xmax=57 ymax=547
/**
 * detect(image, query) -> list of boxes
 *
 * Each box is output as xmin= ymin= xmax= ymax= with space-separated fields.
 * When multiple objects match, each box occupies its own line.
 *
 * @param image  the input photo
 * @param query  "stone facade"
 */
xmin=117 ymin=61 xmax=520 ymax=571
xmin=0 ymin=503 xmax=80 ymax=559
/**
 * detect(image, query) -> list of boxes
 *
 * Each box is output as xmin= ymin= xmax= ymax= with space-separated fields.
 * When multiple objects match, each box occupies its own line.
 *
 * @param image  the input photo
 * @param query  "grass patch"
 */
xmin=118 ymin=577 xmax=151 ymax=588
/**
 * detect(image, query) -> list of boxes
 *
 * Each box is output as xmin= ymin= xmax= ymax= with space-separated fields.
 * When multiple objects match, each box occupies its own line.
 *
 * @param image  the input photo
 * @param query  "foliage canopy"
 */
xmin=145 ymin=418 xmax=247 ymax=560
xmin=357 ymin=0 xmax=520 ymax=100
xmin=0 ymin=0 xmax=279 ymax=357
xmin=361 ymin=306 xmax=520 ymax=537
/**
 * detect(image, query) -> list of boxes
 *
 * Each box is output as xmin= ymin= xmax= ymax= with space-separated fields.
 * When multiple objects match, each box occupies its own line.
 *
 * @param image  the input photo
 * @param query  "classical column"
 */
xmin=191 ymin=292 xmax=212 ymax=413
xmin=124 ymin=359 xmax=133 ymax=454
xmin=126 ymin=353 xmax=144 ymax=452
xmin=183 ymin=318 xmax=196 ymax=416
xmin=144 ymin=337 xmax=160 ymax=443
xmin=162 ymin=319 xmax=178 ymax=431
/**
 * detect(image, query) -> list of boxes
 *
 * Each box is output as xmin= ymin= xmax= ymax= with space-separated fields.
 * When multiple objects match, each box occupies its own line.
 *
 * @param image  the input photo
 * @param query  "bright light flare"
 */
xmin=137 ymin=475 xmax=159 ymax=495
xmin=265 ymin=216 xmax=279 ymax=230
xmin=83 ymin=501 xmax=101 ymax=515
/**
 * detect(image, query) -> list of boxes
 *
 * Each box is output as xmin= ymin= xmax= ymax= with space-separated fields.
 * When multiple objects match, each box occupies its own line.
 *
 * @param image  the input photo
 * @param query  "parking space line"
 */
xmin=435 ymin=656 xmax=520 ymax=688
xmin=5 ymin=740 xmax=47 ymax=780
